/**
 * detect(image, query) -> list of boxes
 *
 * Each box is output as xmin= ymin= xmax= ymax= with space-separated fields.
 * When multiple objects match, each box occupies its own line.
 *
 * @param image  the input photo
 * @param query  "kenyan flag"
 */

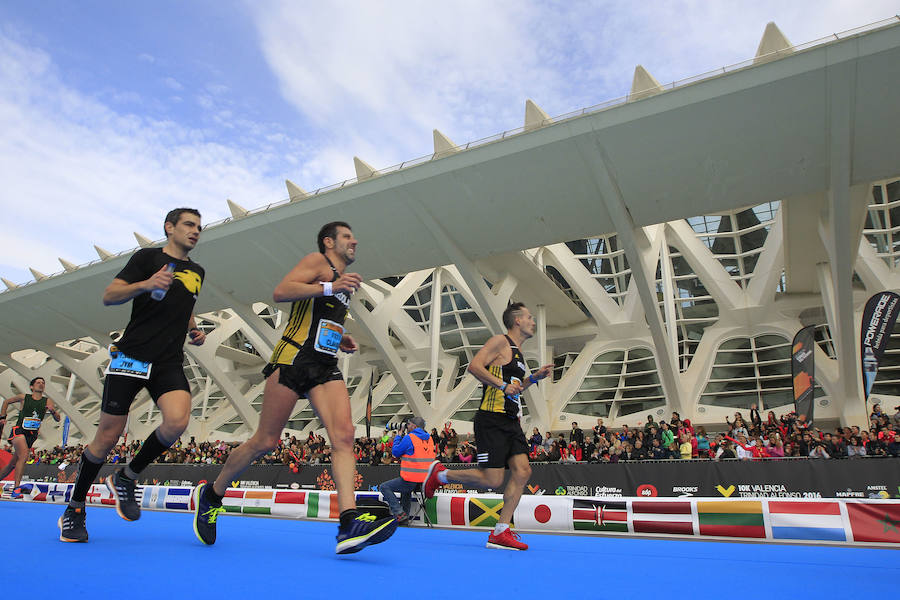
xmin=573 ymin=499 xmax=627 ymax=533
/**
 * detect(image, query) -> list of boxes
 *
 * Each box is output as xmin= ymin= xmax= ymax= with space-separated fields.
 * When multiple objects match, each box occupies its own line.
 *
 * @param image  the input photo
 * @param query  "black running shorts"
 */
xmin=9 ymin=426 xmax=38 ymax=448
xmin=473 ymin=410 xmax=529 ymax=469
xmin=101 ymin=362 xmax=190 ymax=416
xmin=263 ymin=359 xmax=344 ymax=399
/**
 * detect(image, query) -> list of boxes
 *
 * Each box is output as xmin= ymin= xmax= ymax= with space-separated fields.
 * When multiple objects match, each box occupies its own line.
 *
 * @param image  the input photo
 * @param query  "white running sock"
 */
xmin=493 ymin=523 xmax=510 ymax=535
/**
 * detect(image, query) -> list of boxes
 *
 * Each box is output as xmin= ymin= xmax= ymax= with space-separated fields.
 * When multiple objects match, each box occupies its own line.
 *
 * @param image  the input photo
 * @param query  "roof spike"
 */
xmin=94 ymin=245 xmax=114 ymax=260
xmin=59 ymin=258 xmax=78 ymax=272
xmin=524 ymin=99 xmax=551 ymax=132
xmin=353 ymin=156 xmax=378 ymax=180
xmin=285 ymin=179 xmax=309 ymax=202
xmin=1 ymin=278 xmax=17 ymax=290
xmin=134 ymin=232 xmax=154 ymax=248
xmin=29 ymin=268 xmax=48 ymax=281
xmin=227 ymin=199 xmax=249 ymax=218
xmin=754 ymin=22 xmax=793 ymax=64
xmin=629 ymin=65 xmax=664 ymax=101
xmin=433 ymin=129 xmax=459 ymax=159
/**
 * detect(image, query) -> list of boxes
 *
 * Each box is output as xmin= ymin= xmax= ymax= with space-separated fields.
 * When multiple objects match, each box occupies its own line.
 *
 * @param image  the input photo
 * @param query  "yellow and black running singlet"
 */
xmin=269 ymin=256 xmax=350 ymax=366
xmin=478 ymin=335 xmax=527 ymax=418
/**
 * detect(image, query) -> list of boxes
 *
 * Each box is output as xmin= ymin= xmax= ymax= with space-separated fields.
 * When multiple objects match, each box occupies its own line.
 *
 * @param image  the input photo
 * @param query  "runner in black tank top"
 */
xmin=194 ymin=221 xmax=398 ymax=555
xmin=0 ymin=376 xmax=62 ymax=497
xmin=421 ymin=302 xmax=553 ymax=550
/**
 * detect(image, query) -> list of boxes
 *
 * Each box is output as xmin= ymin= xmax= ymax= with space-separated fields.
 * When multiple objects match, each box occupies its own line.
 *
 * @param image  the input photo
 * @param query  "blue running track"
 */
xmin=2 ymin=502 xmax=896 ymax=597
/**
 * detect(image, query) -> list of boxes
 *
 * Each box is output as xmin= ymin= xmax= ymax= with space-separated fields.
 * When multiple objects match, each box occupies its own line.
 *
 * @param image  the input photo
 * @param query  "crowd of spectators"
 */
xmin=8 ymin=404 xmax=899 ymax=467
xmin=525 ymin=403 xmax=900 ymax=463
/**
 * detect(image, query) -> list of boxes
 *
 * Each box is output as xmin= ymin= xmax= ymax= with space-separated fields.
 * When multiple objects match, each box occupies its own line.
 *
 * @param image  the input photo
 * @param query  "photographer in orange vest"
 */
xmin=378 ymin=416 xmax=434 ymax=525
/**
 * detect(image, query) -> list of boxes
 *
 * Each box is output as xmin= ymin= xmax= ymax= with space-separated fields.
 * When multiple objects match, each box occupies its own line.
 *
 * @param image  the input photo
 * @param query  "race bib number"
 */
xmin=22 ymin=418 xmax=41 ymax=430
xmin=314 ymin=319 xmax=344 ymax=356
xmin=105 ymin=347 xmax=152 ymax=379
xmin=504 ymin=377 xmax=524 ymax=419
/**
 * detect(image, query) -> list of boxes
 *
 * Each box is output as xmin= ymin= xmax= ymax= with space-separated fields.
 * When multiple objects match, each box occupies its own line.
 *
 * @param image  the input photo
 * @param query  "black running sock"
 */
xmin=339 ymin=509 xmax=359 ymax=528
xmin=71 ymin=449 xmax=104 ymax=504
xmin=127 ymin=429 xmax=172 ymax=475
xmin=204 ymin=483 xmax=224 ymax=506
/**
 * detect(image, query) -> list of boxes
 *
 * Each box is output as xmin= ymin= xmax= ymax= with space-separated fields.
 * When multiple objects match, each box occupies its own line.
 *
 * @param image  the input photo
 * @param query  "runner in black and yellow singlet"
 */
xmin=479 ymin=335 xmax=527 ymax=417
xmin=266 ymin=255 xmax=350 ymax=382
xmin=194 ymin=221 xmax=398 ymax=555
xmin=421 ymin=302 xmax=554 ymax=551
xmin=0 ymin=376 xmax=62 ymax=497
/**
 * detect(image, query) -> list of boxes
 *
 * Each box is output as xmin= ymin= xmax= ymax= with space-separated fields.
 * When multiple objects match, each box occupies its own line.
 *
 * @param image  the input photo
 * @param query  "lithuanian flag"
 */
xmin=697 ymin=500 xmax=765 ymax=538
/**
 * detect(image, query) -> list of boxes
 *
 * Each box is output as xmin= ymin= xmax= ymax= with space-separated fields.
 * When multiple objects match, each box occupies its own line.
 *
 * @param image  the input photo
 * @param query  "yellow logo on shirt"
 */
xmin=174 ymin=270 xmax=202 ymax=294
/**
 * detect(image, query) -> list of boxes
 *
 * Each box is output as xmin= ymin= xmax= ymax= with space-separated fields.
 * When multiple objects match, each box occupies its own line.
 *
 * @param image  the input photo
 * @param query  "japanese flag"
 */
xmin=514 ymin=495 xmax=572 ymax=531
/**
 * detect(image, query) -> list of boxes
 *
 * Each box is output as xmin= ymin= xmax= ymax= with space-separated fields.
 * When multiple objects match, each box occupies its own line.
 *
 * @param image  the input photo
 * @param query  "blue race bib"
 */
xmin=22 ymin=418 xmax=41 ymax=430
xmin=105 ymin=346 xmax=152 ymax=379
xmin=314 ymin=319 xmax=344 ymax=356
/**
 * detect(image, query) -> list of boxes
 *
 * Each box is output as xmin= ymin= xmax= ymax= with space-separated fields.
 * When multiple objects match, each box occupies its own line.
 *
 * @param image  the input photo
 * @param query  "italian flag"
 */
xmin=425 ymin=495 xmax=468 ymax=526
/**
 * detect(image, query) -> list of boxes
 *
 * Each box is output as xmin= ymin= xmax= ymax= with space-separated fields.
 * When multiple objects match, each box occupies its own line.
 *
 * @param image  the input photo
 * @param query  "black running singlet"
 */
xmin=478 ymin=335 xmax=527 ymax=418
xmin=269 ymin=256 xmax=350 ymax=366
xmin=16 ymin=394 xmax=49 ymax=431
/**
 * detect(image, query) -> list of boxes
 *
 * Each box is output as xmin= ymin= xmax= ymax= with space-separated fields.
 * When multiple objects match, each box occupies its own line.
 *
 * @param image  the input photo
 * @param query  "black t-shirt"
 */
xmin=114 ymin=248 xmax=205 ymax=363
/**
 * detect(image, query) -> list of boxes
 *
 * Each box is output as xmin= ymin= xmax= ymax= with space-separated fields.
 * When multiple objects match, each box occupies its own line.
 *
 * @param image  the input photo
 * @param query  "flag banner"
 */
xmin=365 ymin=372 xmax=374 ymax=439
xmin=271 ymin=491 xmax=306 ymax=517
xmin=223 ymin=489 xmax=245 ymax=513
xmin=697 ymin=500 xmax=765 ymax=538
xmin=61 ymin=416 xmax=70 ymax=446
xmin=305 ymin=491 xmax=339 ymax=519
xmin=164 ymin=487 xmax=191 ymax=510
xmin=573 ymin=499 xmax=628 ymax=533
xmin=468 ymin=497 xmax=505 ymax=528
xmin=631 ymin=500 xmax=694 ymax=535
xmin=768 ymin=500 xmax=845 ymax=541
xmin=514 ymin=496 xmax=572 ymax=531
xmin=241 ymin=489 xmax=274 ymax=515
xmin=860 ymin=291 xmax=900 ymax=400
xmin=425 ymin=495 xmax=468 ymax=526
xmin=846 ymin=502 xmax=900 ymax=543
xmin=791 ymin=325 xmax=816 ymax=423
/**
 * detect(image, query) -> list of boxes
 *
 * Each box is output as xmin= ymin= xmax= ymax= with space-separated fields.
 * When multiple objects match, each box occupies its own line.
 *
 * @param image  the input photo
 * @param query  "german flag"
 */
xmin=697 ymin=500 xmax=765 ymax=538
xmin=573 ymin=499 xmax=627 ymax=533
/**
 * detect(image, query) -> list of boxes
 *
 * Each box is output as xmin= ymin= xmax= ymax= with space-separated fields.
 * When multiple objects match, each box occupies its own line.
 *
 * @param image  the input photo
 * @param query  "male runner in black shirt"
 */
xmin=59 ymin=208 xmax=207 ymax=542
xmin=422 ymin=302 xmax=552 ymax=550
xmin=193 ymin=222 xmax=397 ymax=554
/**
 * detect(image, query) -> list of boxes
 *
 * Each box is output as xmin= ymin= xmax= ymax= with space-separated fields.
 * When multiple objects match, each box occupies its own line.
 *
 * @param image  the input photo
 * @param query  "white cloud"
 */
xmin=0 ymin=30 xmax=298 ymax=284
xmin=137 ymin=52 xmax=155 ymax=63
xmin=250 ymin=0 xmax=899 ymax=183
xmin=163 ymin=76 xmax=183 ymax=91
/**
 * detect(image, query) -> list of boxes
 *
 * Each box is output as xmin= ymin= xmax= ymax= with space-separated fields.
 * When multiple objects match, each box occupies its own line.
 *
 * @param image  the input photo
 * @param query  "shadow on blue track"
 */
xmin=2 ymin=502 xmax=896 ymax=597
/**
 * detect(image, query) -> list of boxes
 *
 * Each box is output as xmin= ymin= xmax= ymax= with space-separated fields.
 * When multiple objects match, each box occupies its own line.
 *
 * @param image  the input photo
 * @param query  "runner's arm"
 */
xmin=0 ymin=395 xmax=24 ymax=424
xmin=187 ymin=316 xmax=206 ymax=346
xmin=46 ymin=398 xmax=61 ymax=422
xmin=273 ymin=254 xmax=361 ymax=302
xmin=467 ymin=335 xmax=513 ymax=392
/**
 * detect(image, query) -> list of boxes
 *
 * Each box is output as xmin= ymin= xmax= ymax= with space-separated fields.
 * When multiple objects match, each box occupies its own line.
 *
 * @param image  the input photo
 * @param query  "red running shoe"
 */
xmin=486 ymin=528 xmax=528 ymax=551
xmin=422 ymin=461 xmax=446 ymax=499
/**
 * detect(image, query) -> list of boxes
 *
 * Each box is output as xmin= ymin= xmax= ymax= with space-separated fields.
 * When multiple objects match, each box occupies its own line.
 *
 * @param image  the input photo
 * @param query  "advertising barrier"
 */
xmin=16 ymin=456 xmax=900 ymax=499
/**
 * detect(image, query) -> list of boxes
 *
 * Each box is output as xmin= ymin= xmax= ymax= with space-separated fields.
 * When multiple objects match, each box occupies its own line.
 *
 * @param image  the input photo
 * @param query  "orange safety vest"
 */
xmin=400 ymin=433 xmax=436 ymax=482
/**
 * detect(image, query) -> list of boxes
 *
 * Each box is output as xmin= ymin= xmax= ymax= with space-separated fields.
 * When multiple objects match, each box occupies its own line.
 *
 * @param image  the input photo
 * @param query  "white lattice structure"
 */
xmin=2 ymin=20 xmax=900 ymax=447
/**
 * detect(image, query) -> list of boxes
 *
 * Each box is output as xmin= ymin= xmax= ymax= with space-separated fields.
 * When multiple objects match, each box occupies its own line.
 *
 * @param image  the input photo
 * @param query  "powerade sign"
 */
xmin=860 ymin=291 xmax=900 ymax=400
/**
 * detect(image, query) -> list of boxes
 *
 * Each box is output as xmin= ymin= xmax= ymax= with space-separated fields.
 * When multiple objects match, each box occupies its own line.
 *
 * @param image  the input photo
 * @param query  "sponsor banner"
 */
xmin=15 ymin=458 xmax=900 ymax=499
xmin=631 ymin=500 xmax=693 ymax=535
xmin=860 ymin=291 xmax=900 ymax=400
xmin=572 ymin=499 xmax=628 ymax=533
xmin=697 ymin=500 xmax=765 ymax=538
xmin=791 ymin=325 xmax=816 ymax=423
xmin=768 ymin=500 xmax=845 ymax=542
xmin=846 ymin=502 xmax=900 ymax=543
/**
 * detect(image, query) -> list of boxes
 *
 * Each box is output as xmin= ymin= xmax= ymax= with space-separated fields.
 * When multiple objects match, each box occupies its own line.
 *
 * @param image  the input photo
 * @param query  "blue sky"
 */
xmin=1 ymin=0 xmax=898 ymax=285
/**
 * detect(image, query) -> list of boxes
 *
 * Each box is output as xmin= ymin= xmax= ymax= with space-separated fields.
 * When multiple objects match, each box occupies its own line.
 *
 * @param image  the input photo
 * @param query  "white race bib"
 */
xmin=105 ymin=346 xmax=153 ymax=379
